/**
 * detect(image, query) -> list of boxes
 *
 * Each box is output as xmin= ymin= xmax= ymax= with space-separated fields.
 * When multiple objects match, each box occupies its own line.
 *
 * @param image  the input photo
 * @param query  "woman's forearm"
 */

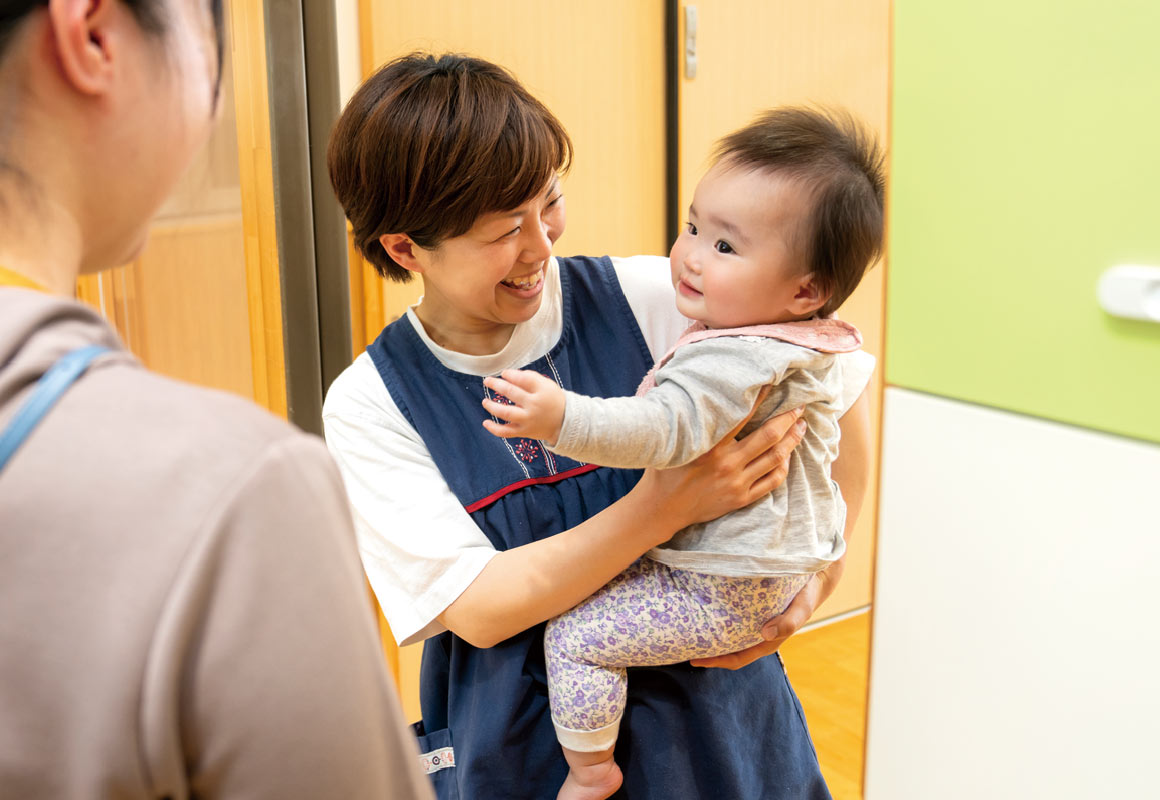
xmin=438 ymin=478 xmax=680 ymax=647
xmin=440 ymin=402 xmax=808 ymax=648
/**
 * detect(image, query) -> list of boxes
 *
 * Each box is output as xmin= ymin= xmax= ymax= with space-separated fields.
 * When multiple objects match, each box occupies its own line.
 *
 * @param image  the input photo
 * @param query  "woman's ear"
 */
xmin=790 ymin=273 xmax=831 ymax=317
xmin=379 ymin=233 xmax=426 ymax=275
xmin=48 ymin=0 xmax=118 ymax=97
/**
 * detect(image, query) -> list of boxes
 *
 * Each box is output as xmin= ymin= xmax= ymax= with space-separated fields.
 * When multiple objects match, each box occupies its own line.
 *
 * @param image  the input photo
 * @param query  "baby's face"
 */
xmin=670 ymin=163 xmax=814 ymax=328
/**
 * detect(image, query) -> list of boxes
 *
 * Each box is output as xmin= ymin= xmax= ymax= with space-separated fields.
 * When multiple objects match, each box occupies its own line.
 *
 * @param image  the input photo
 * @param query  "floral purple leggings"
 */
xmin=545 ymin=557 xmax=811 ymax=752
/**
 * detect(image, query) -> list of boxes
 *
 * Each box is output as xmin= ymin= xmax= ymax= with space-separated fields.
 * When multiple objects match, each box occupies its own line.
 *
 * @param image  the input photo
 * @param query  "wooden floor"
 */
xmin=778 ymin=610 xmax=871 ymax=800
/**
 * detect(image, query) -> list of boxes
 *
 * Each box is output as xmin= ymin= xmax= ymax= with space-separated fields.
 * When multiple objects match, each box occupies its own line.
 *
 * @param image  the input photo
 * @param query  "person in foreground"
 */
xmin=482 ymin=107 xmax=885 ymax=800
xmin=324 ymin=52 xmax=875 ymax=800
xmin=0 ymin=2 xmax=431 ymax=798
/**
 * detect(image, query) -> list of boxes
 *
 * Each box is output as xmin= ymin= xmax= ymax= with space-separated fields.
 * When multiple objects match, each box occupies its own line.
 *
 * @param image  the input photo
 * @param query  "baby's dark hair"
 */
xmin=714 ymin=107 xmax=885 ymax=316
xmin=328 ymin=52 xmax=573 ymax=282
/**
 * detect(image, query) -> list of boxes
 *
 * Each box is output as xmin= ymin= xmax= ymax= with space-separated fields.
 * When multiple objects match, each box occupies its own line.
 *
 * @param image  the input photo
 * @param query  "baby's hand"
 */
xmin=481 ymin=369 xmax=566 ymax=445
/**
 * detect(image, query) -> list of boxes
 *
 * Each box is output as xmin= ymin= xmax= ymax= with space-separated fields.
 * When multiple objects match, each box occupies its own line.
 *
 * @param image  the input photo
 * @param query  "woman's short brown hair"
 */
xmin=328 ymin=52 xmax=573 ymax=282
xmin=714 ymin=107 xmax=885 ymax=317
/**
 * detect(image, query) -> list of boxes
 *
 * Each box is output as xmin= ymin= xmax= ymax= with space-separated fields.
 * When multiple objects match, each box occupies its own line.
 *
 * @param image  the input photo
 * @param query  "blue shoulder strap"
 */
xmin=0 ymin=344 xmax=111 ymax=473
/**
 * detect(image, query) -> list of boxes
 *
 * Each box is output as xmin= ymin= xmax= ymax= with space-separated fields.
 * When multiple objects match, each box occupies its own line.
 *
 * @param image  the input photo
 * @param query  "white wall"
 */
xmin=866 ymin=388 xmax=1159 ymax=798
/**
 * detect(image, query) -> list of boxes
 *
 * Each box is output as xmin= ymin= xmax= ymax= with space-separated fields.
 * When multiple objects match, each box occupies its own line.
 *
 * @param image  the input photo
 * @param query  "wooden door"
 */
xmin=676 ymin=0 xmax=891 ymax=619
xmin=76 ymin=3 xmax=287 ymax=416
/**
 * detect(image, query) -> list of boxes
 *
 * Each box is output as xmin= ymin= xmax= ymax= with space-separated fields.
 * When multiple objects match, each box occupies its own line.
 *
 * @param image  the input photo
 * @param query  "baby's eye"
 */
xmin=715 ymin=240 xmax=734 ymax=254
xmin=686 ymin=222 xmax=698 ymax=235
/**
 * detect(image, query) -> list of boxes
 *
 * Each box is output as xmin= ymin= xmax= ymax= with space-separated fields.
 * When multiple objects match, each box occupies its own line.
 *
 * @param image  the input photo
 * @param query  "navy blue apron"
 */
xmin=368 ymin=256 xmax=830 ymax=800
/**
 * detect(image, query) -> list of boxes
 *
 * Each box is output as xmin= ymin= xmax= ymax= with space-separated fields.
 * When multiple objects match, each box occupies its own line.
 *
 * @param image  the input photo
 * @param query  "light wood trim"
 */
xmin=368 ymin=581 xmax=402 ymax=682
xmin=74 ymin=274 xmax=103 ymax=316
xmin=230 ymin=0 xmax=287 ymax=417
xmin=346 ymin=228 xmax=367 ymax=358
xmin=358 ymin=0 xmax=377 ymax=82
xmin=75 ymin=267 xmax=144 ymax=356
xmin=346 ymin=0 xmax=388 ymax=357
xmin=366 ymin=582 xmax=424 ymax=722
xmin=345 ymin=224 xmax=388 ymax=356
xmin=779 ymin=612 xmax=871 ymax=798
xmin=360 ymin=263 xmax=387 ymax=348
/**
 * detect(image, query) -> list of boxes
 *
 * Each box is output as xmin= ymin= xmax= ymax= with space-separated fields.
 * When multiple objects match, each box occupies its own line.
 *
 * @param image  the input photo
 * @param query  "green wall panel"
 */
xmin=887 ymin=0 xmax=1160 ymax=443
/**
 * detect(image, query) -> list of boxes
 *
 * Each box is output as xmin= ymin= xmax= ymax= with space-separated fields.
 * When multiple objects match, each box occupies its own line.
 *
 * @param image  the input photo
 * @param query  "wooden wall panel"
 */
xmin=124 ymin=220 xmax=253 ymax=398
xmin=229 ymin=0 xmax=286 ymax=416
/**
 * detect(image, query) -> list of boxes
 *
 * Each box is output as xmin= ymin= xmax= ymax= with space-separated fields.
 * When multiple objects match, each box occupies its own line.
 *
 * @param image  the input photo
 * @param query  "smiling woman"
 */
xmin=328 ymin=53 xmax=572 ymax=284
xmin=321 ymin=52 xmax=873 ymax=800
xmin=378 ymin=180 xmax=565 ymax=355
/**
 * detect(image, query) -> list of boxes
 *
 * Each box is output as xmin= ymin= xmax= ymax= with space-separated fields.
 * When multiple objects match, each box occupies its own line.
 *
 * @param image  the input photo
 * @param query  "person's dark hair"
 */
xmin=0 ymin=1 xmax=225 ymax=101
xmin=328 ymin=52 xmax=573 ymax=282
xmin=714 ymin=107 xmax=885 ymax=317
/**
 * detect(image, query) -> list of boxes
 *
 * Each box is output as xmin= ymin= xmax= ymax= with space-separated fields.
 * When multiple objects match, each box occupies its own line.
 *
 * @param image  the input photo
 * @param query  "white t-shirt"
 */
xmin=322 ymin=255 xmax=875 ymax=646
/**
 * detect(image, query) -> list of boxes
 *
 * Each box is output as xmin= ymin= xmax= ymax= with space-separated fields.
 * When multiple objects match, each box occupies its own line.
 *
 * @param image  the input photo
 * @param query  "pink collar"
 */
xmin=637 ymin=318 xmax=862 ymax=395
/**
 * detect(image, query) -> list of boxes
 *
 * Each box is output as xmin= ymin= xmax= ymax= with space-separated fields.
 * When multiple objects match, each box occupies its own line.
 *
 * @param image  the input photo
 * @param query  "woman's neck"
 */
xmin=412 ymin=304 xmax=516 ymax=356
xmin=0 ymin=187 xmax=84 ymax=297
xmin=0 ymin=256 xmax=78 ymax=296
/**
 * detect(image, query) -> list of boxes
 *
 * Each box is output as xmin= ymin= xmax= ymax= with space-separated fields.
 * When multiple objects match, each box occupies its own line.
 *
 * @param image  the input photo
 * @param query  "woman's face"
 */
xmin=89 ymin=0 xmax=221 ymax=271
xmin=409 ymin=179 xmax=566 ymax=354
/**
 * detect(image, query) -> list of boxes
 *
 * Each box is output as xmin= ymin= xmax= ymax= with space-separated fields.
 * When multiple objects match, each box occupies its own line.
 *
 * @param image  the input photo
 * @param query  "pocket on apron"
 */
xmin=413 ymin=722 xmax=459 ymax=800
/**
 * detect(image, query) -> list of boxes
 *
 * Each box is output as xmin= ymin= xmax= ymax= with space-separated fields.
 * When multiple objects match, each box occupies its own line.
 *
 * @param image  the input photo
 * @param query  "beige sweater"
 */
xmin=0 ymin=289 xmax=432 ymax=800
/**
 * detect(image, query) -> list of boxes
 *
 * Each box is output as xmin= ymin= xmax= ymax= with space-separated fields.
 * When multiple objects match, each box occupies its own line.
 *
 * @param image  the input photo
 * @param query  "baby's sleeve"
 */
xmin=551 ymin=337 xmax=786 ymax=469
xmin=836 ymin=350 xmax=876 ymax=415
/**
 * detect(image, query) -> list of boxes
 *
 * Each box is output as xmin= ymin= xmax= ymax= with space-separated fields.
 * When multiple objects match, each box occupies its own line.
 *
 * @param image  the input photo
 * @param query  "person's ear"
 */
xmin=48 ymin=0 xmax=118 ymax=96
xmin=379 ymin=233 xmax=427 ymax=275
xmin=790 ymin=272 xmax=831 ymax=317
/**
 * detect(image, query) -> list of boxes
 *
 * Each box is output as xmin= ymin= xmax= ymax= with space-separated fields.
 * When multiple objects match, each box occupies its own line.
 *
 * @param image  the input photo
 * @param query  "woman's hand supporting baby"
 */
xmin=482 ymin=369 xmax=568 ymax=445
xmin=691 ymin=385 xmax=872 ymax=669
xmin=481 ymin=371 xmax=872 ymax=675
xmin=446 ymin=383 xmax=808 ymax=648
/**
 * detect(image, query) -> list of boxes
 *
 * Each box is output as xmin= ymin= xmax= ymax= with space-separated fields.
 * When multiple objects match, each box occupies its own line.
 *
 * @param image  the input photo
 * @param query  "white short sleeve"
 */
xmin=609 ymin=255 xmax=689 ymax=361
xmin=322 ymin=353 xmax=498 ymax=646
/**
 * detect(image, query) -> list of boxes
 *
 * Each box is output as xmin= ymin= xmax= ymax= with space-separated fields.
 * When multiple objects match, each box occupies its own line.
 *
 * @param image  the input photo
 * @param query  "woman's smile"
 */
xmin=500 ymin=266 xmax=546 ymax=297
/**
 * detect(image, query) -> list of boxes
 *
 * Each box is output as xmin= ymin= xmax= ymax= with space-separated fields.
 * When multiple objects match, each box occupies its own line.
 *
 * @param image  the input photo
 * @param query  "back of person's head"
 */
xmin=0 ymin=0 xmax=226 ymax=275
xmin=0 ymin=1 xmax=224 ymax=87
xmin=328 ymin=52 xmax=573 ymax=282
xmin=714 ymin=107 xmax=885 ymax=317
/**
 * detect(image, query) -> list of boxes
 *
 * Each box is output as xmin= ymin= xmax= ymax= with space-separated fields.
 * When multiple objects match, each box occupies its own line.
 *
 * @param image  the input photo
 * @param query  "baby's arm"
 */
xmin=483 ymin=339 xmax=796 ymax=469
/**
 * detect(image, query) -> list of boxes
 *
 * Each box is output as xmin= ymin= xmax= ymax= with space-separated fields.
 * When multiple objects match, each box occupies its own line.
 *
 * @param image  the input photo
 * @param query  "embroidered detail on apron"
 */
xmin=483 ymin=383 xmax=557 ymax=475
xmin=419 ymin=746 xmax=456 ymax=775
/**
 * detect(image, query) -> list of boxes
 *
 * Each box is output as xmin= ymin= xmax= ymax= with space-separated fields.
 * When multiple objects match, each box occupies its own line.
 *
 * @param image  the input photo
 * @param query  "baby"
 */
xmin=483 ymin=106 xmax=884 ymax=800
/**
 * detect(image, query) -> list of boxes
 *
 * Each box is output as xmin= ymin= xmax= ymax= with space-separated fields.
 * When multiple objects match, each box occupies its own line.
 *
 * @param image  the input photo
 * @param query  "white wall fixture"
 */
xmin=1098 ymin=264 xmax=1160 ymax=322
xmin=684 ymin=5 xmax=698 ymax=79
